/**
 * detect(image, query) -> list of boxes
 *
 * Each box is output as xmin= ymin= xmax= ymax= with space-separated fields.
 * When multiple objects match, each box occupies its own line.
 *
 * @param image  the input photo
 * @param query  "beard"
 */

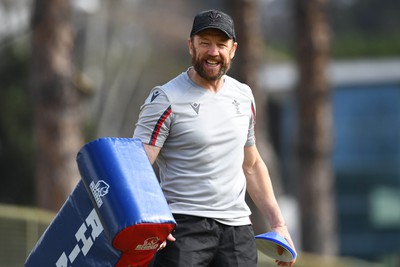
xmin=191 ymin=46 xmax=232 ymax=82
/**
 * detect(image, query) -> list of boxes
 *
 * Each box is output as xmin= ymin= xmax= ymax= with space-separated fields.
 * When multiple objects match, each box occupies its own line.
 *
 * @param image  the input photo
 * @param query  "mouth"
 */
xmin=205 ymin=59 xmax=220 ymax=67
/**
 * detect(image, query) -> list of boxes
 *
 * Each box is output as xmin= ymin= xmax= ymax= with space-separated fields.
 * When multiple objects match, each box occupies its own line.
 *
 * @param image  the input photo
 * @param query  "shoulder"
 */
xmin=160 ymin=71 xmax=193 ymax=101
xmin=144 ymin=72 xmax=191 ymax=105
xmin=224 ymin=75 xmax=254 ymax=100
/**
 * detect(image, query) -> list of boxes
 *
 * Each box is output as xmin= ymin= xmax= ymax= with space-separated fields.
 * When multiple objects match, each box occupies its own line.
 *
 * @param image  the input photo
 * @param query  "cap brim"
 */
xmin=255 ymin=232 xmax=297 ymax=262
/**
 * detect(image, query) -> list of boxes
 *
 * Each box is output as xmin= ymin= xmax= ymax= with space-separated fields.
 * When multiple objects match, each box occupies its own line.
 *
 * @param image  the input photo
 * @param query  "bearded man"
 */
xmin=133 ymin=9 xmax=296 ymax=267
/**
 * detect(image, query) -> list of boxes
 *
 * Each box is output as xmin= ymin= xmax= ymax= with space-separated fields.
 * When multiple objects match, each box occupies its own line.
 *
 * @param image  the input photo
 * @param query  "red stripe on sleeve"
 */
xmin=149 ymin=106 xmax=172 ymax=146
xmin=251 ymin=102 xmax=256 ymax=126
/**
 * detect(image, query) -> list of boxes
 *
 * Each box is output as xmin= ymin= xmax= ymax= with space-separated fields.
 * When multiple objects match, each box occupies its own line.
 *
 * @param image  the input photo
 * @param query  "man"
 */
xmin=133 ymin=9 xmax=296 ymax=267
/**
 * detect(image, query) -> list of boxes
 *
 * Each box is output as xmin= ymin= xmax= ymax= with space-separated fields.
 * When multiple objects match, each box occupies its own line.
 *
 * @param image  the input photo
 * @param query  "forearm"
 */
xmin=245 ymin=159 xmax=286 ymax=228
xmin=244 ymin=146 xmax=297 ymax=266
xmin=142 ymin=143 xmax=161 ymax=164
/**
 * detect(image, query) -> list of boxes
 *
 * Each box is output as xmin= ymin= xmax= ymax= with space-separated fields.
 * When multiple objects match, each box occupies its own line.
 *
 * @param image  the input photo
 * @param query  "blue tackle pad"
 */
xmin=25 ymin=138 xmax=176 ymax=267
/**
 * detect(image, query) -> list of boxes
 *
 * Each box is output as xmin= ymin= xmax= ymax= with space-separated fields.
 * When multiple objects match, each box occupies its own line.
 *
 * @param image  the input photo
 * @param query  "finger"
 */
xmin=277 ymin=245 xmax=284 ymax=255
xmin=157 ymin=241 xmax=167 ymax=251
xmin=276 ymin=259 xmax=293 ymax=266
xmin=277 ymin=261 xmax=290 ymax=266
xmin=167 ymin=233 xmax=176 ymax=242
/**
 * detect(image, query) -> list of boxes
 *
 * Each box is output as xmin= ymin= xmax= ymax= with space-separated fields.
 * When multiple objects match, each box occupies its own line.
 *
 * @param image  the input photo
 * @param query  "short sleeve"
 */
xmin=245 ymin=100 xmax=256 ymax=147
xmin=133 ymin=87 xmax=172 ymax=147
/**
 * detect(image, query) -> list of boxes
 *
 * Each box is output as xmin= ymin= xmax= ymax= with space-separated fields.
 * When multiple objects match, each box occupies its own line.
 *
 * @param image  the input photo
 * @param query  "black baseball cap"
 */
xmin=190 ymin=10 xmax=236 ymax=41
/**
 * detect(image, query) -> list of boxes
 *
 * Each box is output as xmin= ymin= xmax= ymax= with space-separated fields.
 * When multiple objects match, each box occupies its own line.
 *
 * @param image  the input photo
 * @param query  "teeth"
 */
xmin=206 ymin=60 xmax=218 ymax=65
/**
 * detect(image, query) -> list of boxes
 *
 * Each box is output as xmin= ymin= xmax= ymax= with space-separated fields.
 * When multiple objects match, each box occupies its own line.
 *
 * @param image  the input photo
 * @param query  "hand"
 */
xmin=158 ymin=233 xmax=176 ymax=251
xmin=271 ymin=225 xmax=297 ymax=266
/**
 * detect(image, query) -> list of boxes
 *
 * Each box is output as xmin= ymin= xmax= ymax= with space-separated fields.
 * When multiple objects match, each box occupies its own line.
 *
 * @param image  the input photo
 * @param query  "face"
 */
xmin=189 ymin=29 xmax=237 ymax=82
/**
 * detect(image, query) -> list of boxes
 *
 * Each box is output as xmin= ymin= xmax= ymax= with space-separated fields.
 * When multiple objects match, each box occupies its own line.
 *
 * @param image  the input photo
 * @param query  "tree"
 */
xmin=294 ymin=0 xmax=338 ymax=255
xmin=30 ymin=0 xmax=85 ymax=211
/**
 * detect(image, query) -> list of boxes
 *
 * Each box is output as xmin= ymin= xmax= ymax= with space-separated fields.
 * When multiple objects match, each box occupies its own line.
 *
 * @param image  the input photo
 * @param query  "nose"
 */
xmin=207 ymin=44 xmax=219 ymax=56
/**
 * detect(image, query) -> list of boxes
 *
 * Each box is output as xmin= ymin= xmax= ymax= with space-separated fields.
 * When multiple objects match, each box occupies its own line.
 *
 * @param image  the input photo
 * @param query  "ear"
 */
xmin=188 ymin=37 xmax=194 ymax=56
xmin=230 ymin=42 xmax=238 ymax=60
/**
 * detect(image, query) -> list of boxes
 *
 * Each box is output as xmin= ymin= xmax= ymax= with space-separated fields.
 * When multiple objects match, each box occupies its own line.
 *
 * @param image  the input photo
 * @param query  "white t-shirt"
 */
xmin=133 ymin=69 xmax=256 ymax=226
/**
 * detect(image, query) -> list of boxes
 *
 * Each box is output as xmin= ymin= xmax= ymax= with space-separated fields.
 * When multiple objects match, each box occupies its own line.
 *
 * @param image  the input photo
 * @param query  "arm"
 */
xmin=243 ymin=145 xmax=296 ymax=266
xmin=142 ymin=144 xmax=161 ymax=164
xmin=142 ymin=143 xmax=176 ymax=247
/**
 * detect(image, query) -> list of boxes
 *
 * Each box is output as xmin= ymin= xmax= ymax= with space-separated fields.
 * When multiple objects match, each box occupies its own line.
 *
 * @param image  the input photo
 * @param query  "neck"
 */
xmin=188 ymin=67 xmax=224 ymax=93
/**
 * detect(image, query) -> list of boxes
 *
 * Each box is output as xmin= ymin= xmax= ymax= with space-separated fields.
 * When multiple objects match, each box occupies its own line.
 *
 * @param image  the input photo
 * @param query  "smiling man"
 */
xmin=133 ymin=9 xmax=296 ymax=267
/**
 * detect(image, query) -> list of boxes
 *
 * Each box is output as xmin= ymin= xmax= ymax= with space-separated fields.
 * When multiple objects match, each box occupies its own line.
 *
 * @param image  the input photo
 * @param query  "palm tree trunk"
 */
xmin=31 ymin=0 xmax=84 ymax=211
xmin=294 ymin=0 xmax=338 ymax=255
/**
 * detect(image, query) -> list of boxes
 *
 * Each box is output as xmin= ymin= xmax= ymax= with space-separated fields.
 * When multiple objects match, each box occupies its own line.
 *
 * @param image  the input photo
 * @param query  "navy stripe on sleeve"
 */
xmin=149 ymin=105 xmax=172 ymax=146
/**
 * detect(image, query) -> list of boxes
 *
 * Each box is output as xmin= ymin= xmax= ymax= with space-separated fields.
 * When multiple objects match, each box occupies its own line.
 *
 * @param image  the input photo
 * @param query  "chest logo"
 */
xmin=190 ymin=103 xmax=200 ymax=114
xmin=232 ymin=99 xmax=241 ymax=114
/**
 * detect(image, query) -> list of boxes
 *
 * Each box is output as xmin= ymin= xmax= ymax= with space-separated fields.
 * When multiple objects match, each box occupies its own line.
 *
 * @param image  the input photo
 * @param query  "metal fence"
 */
xmin=0 ymin=203 xmax=55 ymax=267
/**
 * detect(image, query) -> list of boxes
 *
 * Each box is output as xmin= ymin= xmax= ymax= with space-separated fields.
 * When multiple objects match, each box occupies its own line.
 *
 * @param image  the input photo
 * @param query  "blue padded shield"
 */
xmin=77 ymin=138 xmax=176 ymax=265
xmin=25 ymin=138 xmax=175 ymax=267
xmin=25 ymin=181 xmax=121 ymax=266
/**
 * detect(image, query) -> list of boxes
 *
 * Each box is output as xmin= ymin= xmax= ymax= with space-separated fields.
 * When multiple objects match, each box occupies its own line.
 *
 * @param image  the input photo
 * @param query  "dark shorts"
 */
xmin=150 ymin=214 xmax=257 ymax=267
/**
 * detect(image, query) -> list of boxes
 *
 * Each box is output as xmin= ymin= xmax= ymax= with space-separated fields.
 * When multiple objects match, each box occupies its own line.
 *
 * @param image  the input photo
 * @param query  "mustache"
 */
xmin=204 ymin=56 xmax=222 ymax=61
